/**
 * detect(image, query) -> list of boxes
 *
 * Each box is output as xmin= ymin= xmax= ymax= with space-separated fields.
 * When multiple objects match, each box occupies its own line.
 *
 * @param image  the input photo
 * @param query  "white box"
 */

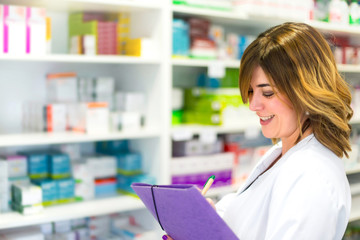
xmin=171 ymin=152 xmax=234 ymax=175
xmin=115 ymin=91 xmax=145 ymax=113
xmin=3 ymin=5 xmax=26 ymax=55
xmin=44 ymin=103 xmax=67 ymax=132
xmin=111 ymin=111 xmax=141 ymax=131
xmin=12 ymin=182 xmax=42 ymax=206
xmin=46 ymin=72 xmax=78 ymax=103
xmin=85 ymin=102 xmax=110 ymax=134
xmin=26 ymin=7 xmax=46 ymax=55
xmin=86 ymin=155 xmax=117 ymax=178
xmin=67 ymin=103 xmax=87 ymax=133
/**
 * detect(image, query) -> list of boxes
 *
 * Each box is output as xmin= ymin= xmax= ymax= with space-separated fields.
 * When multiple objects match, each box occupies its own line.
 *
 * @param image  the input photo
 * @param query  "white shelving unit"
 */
xmin=2 ymin=0 xmax=360 ymax=232
xmin=0 ymin=0 xmax=172 ymax=230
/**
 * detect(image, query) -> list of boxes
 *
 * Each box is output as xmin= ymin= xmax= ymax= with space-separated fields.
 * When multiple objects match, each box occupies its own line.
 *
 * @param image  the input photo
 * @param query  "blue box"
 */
xmin=32 ymin=178 xmax=57 ymax=205
xmin=96 ymin=140 xmax=129 ymax=154
xmin=95 ymin=179 xmax=117 ymax=197
xmin=49 ymin=153 xmax=71 ymax=179
xmin=56 ymin=178 xmax=75 ymax=200
xmin=117 ymin=174 xmax=155 ymax=194
xmin=172 ymin=19 xmax=189 ymax=56
xmin=19 ymin=152 xmax=49 ymax=179
xmin=115 ymin=152 xmax=142 ymax=175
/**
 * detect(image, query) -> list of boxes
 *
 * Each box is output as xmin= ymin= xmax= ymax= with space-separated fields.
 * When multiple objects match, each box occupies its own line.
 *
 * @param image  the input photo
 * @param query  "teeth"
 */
xmin=260 ymin=115 xmax=274 ymax=121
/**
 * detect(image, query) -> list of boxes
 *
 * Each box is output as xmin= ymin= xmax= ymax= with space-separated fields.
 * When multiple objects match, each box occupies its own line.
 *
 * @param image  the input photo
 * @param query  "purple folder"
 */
xmin=131 ymin=183 xmax=239 ymax=240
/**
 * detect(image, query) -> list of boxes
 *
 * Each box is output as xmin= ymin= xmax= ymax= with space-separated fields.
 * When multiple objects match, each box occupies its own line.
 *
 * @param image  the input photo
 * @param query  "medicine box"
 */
xmin=19 ymin=152 xmax=49 ymax=179
xmin=1 ymin=155 xmax=27 ymax=178
xmin=85 ymin=102 xmax=110 ymax=134
xmin=26 ymin=7 xmax=46 ymax=55
xmin=3 ymin=5 xmax=26 ymax=55
xmin=46 ymin=72 xmax=78 ymax=103
xmin=86 ymin=155 xmax=117 ymax=179
xmin=32 ymin=178 xmax=57 ymax=205
xmin=117 ymin=174 xmax=155 ymax=195
xmin=48 ymin=153 xmax=71 ymax=179
xmin=94 ymin=177 xmax=117 ymax=197
xmin=115 ymin=152 xmax=142 ymax=175
xmin=96 ymin=140 xmax=129 ymax=155
xmin=171 ymin=152 xmax=234 ymax=187
xmin=11 ymin=182 xmax=42 ymax=206
xmin=56 ymin=178 xmax=75 ymax=202
xmin=43 ymin=104 xmax=67 ymax=132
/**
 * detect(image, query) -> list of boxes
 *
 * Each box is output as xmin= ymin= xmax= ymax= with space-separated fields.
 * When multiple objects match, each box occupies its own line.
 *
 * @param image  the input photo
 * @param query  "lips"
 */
xmin=259 ymin=115 xmax=275 ymax=121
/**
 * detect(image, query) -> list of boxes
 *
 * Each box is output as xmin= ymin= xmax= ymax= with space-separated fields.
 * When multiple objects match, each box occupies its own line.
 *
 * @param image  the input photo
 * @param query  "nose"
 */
xmin=249 ymin=94 xmax=263 ymax=112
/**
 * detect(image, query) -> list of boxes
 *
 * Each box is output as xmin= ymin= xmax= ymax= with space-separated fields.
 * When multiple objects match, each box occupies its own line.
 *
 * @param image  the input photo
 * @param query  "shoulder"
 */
xmin=274 ymin=136 xmax=350 ymax=205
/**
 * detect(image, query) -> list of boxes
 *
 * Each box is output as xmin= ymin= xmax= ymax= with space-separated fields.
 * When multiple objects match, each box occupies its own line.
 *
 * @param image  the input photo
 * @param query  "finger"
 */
xmin=207 ymin=198 xmax=216 ymax=209
xmin=162 ymin=234 xmax=174 ymax=240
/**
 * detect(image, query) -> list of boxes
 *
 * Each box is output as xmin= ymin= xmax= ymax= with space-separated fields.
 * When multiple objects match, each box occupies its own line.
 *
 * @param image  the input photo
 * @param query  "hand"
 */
xmin=162 ymin=235 xmax=174 ymax=240
xmin=206 ymin=198 xmax=216 ymax=209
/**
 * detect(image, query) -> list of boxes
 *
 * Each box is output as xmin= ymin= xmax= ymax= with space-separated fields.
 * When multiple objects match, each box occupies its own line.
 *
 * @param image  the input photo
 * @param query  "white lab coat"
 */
xmin=216 ymin=134 xmax=351 ymax=240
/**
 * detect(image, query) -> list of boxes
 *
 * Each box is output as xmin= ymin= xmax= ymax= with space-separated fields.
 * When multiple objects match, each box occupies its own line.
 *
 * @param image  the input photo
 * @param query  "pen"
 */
xmin=201 ymin=175 xmax=215 ymax=196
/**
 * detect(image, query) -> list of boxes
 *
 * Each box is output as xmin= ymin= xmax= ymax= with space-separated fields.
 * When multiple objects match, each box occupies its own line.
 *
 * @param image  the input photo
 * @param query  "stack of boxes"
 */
xmin=172 ymin=17 xmax=256 ymax=60
xmin=18 ymin=150 xmax=75 ymax=209
xmin=171 ymin=136 xmax=234 ymax=188
xmin=86 ymin=155 xmax=117 ymax=198
xmin=23 ymin=72 xmax=146 ymax=134
xmin=188 ymin=18 xmax=217 ymax=59
xmin=97 ymin=21 xmax=117 ymax=55
xmin=223 ymin=132 xmax=272 ymax=185
xmin=0 ymin=4 xmax=50 ymax=55
xmin=68 ymin=11 xmax=147 ymax=57
xmin=96 ymin=140 xmax=155 ymax=196
xmin=171 ymin=152 xmax=234 ymax=188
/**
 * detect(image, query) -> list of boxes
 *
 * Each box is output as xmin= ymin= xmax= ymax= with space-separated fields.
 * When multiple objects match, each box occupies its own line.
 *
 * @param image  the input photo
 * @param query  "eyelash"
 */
xmin=263 ymin=92 xmax=274 ymax=98
xmin=248 ymin=90 xmax=274 ymax=98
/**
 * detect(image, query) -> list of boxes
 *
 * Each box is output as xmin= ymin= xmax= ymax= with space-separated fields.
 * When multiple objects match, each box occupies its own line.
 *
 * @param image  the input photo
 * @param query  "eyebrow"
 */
xmin=257 ymin=83 xmax=271 ymax=87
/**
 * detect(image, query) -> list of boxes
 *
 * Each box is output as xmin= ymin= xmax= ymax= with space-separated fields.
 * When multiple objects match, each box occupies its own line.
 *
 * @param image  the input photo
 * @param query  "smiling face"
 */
xmin=249 ymin=66 xmax=300 ymax=145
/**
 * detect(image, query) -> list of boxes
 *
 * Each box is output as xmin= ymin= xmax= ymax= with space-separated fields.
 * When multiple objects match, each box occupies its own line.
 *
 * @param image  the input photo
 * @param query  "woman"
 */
xmin=164 ymin=22 xmax=352 ymax=240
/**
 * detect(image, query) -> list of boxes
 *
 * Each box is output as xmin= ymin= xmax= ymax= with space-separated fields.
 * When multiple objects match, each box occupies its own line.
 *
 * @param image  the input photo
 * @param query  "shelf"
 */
xmin=172 ymin=5 xmax=247 ymax=22
xmin=173 ymin=5 xmax=360 ymax=37
xmin=172 ymin=124 xmax=260 ymax=139
xmin=172 ymin=58 xmax=239 ymax=68
xmin=0 ymin=128 xmax=160 ymax=147
xmin=173 ymin=59 xmax=360 ymax=73
xmin=3 ymin=0 xmax=161 ymax=12
xmin=350 ymin=195 xmax=360 ymax=222
xmin=346 ymin=164 xmax=360 ymax=175
xmin=351 ymin=182 xmax=360 ymax=196
xmin=0 ymin=55 xmax=161 ymax=65
xmin=0 ymin=196 xmax=144 ymax=230
xmin=307 ymin=20 xmax=360 ymax=36
xmin=337 ymin=64 xmax=360 ymax=73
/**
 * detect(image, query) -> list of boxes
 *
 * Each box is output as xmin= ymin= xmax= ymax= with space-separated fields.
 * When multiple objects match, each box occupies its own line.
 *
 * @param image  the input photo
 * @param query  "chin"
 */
xmin=261 ymin=130 xmax=274 ymax=139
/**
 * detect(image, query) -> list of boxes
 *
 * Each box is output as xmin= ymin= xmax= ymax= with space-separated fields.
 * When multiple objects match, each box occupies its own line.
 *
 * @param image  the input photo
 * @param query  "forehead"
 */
xmin=251 ymin=66 xmax=271 ymax=86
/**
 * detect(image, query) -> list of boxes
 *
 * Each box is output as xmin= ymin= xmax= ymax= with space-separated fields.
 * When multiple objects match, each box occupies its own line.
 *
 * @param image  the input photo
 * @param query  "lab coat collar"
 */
xmin=237 ymin=133 xmax=315 ymax=194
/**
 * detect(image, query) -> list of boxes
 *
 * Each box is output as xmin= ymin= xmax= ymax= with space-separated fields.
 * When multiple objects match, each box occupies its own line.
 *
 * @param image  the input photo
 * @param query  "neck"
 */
xmin=281 ymin=127 xmax=313 ymax=156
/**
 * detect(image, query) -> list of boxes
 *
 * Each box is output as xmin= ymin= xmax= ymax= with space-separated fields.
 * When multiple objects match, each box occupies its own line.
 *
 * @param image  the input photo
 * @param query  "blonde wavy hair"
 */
xmin=239 ymin=22 xmax=353 ymax=158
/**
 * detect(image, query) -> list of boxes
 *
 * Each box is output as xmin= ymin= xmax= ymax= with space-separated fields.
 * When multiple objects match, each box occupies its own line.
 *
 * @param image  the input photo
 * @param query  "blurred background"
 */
xmin=0 ymin=0 xmax=360 ymax=239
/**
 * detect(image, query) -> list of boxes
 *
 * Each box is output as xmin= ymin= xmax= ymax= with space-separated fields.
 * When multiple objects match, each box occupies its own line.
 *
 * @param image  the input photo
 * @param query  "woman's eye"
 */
xmin=263 ymin=92 xmax=274 ymax=98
